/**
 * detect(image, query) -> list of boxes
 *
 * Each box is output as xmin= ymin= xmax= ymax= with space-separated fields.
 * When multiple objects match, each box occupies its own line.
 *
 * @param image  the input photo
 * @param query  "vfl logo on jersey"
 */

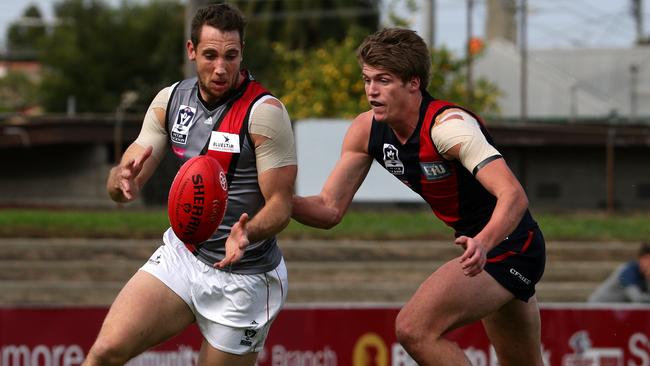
xmin=383 ymin=144 xmax=404 ymax=175
xmin=420 ymin=161 xmax=451 ymax=180
xmin=171 ymin=105 xmax=197 ymax=144
xmin=209 ymin=131 xmax=240 ymax=153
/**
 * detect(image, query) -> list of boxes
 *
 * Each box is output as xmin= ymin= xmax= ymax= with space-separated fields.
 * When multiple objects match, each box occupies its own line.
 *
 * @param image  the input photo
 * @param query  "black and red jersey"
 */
xmin=368 ymin=92 xmax=536 ymax=237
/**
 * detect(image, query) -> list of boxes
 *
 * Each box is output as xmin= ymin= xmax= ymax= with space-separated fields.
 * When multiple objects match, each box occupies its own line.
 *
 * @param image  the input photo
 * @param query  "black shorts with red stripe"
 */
xmin=484 ymin=226 xmax=546 ymax=302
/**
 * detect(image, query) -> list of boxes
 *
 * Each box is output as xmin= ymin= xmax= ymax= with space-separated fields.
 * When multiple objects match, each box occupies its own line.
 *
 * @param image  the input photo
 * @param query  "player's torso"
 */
xmin=165 ymin=75 xmax=281 ymax=274
xmin=367 ymin=96 xmax=497 ymax=236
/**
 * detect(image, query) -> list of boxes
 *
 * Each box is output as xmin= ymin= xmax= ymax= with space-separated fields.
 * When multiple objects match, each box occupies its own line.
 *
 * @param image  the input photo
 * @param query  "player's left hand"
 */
xmin=456 ymin=236 xmax=488 ymax=277
xmin=215 ymin=213 xmax=250 ymax=269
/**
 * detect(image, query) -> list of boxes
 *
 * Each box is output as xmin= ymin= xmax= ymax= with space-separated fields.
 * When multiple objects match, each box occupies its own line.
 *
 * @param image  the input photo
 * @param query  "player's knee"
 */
xmin=395 ymin=309 xmax=422 ymax=349
xmin=85 ymin=340 xmax=131 ymax=366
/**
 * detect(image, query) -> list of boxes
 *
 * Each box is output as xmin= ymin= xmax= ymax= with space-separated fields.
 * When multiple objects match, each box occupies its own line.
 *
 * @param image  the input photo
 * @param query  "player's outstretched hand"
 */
xmin=117 ymin=146 xmax=153 ymax=201
xmin=456 ymin=235 xmax=488 ymax=277
xmin=215 ymin=213 xmax=250 ymax=269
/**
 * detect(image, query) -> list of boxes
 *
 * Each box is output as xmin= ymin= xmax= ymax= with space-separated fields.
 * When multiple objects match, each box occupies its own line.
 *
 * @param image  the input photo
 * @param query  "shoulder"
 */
xmin=349 ymin=110 xmax=373 ymax=132
xmin=342 ymin=110 xmax=373 ymax=154
xmin=433 ymin=107 xmax=477 ymax=126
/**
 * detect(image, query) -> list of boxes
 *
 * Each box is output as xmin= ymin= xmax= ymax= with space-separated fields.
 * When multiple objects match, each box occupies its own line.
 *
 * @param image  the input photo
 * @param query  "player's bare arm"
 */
xmin=432 ymin=108 xmax=528 ymax=276
xmin=292 ymin=111 xmax=374 ymax=229
xmin=107 ymin=88 xmax=169 ymax=203
xmin=459 ymin=159 xmax=528 ymax=276
xmin=217 ymin=99 xmax=297 ymax=268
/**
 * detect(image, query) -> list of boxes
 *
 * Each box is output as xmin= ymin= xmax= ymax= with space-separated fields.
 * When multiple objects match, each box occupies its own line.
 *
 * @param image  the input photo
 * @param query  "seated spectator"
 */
xmin=588 ymin=242 xmax=650 ymax=303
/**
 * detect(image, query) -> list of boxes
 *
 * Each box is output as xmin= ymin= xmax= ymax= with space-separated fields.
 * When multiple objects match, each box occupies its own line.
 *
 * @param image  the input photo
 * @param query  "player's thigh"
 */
xmin=398 ymin=258 xmax=514 ymax=337
xmin=481 ymin=295 xmax=543 ymax=366
xmin=94 ymin=270 xmax=195 ymax=357
xmin=197 ymin=340 xmax=259 ymax=366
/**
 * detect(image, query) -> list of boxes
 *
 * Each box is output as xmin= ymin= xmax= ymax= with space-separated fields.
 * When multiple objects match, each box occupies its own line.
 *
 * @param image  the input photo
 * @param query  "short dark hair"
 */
xmin=356 ymin=27 xmax=431 ymax=91
xmin=191 ymin=3 xmax=246 ymax=47
xmin=639 ymin=242 xmax=650 ymax=257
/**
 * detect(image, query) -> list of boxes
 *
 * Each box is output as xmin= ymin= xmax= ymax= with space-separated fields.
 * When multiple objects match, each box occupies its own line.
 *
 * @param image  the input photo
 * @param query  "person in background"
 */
xmin=588 ymin=242 xmax=650 ymax=303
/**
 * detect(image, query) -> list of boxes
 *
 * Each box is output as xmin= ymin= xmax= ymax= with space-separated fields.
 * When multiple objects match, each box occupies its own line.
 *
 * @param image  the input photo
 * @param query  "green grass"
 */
xmin=0 ymin=208 xmax=649 ymax=241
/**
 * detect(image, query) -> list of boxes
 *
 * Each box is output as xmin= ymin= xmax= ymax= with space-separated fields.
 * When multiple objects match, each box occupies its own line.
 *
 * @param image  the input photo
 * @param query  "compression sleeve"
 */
xmin=249 ymin=99 xmax=297 ymax=172
xmin=134 ymin=87 xmax=170 ymax=162
xmin=431 ymin=109 xmax=501 ymax=175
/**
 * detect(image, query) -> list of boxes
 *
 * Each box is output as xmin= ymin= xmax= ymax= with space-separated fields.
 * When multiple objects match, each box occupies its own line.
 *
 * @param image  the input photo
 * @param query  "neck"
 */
xmin=388 ymin=91 xmax=423 ymax=143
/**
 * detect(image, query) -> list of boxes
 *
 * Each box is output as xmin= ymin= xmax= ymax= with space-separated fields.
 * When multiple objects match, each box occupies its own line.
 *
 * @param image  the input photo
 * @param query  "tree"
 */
xmin=274 ymin=34 xmax=500 ymax=119
xmin=230 ymin=0 xmax=379 ymax=86
xmin=6 ymin=4 xmax=47 ymax=58
xmin=0 ymin=71 xmax=39 ymax=113
xmin=37 ymin=0 xmax=185 ymax=113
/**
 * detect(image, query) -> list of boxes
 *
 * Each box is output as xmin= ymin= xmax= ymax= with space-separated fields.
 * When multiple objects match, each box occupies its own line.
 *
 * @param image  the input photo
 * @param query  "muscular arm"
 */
xmin=247 ymin=163 xmax=297 ymax=242
xmin=473 ymin=159 xmax=529 ymax=249
xmin=217 ymin=98 xmax=297 ymax=267
xmin=107 ymin=88 xmax=169 ymax=203
xmin=292 ymin=112 xmax=374 ymax=229
xmin=433 ymin=109 xmax=528 ymax=275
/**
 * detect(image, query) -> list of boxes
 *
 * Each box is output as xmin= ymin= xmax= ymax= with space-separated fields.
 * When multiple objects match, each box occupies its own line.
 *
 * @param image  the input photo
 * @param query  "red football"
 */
xmin=167 ymin=155 xmax=228 ymax=244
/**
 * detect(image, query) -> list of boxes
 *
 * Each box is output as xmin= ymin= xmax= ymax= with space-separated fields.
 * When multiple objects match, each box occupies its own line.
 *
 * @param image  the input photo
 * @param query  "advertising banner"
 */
xmin=1 ymin=304 xmax=649 ymax=365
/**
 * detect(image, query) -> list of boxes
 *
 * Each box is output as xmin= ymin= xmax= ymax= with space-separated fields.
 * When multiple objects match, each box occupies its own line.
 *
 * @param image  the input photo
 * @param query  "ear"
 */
xmin=409 ymin=77 xmax=421 ymax=92
xmin=186 ymin=40 xmax=196 ymax=61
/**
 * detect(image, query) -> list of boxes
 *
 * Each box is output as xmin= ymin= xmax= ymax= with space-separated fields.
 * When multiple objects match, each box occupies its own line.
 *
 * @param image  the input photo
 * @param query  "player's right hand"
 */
xmin=111 ymin=146 xmax=153 ymax=202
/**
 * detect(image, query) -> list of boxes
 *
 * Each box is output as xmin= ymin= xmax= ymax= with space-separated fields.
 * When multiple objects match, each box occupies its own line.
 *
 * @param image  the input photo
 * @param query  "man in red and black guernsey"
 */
xmin=292 ymin=28 xmax=545 ymax=366
xmin=87 ymin=4 xmax=296 ymax=366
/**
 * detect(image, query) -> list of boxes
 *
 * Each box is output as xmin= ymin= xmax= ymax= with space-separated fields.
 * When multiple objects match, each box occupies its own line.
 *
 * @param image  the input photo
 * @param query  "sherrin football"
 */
xmin=168 ymin=155 xmax=228 ymax=244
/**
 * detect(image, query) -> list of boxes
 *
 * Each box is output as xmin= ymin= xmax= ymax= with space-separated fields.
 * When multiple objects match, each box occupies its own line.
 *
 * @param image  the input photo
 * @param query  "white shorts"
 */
xmin=140 ymin=231 xmax=288 ymax=354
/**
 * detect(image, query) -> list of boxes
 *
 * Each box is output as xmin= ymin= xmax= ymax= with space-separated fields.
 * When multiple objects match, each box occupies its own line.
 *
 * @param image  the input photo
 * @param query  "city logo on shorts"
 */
xmin=240 ymin=328 xmax=257 ymax=346
xmin=420 ymin=161 xmax=451 ymax=181
xmin=383 ymin=144 xmax=404 ymax=175
xmin=171 ymin=105 xmax=197 ymax=144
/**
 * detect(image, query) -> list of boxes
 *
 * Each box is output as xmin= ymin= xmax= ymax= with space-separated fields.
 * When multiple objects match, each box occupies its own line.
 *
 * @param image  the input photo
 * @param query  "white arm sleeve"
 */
xmin=431 ymin=110 xmax=501 ymax=175
xmin=134 ymin=87 xmax=170 ymax=163
xmin=249 ymin=98 xmax=297 ymax=172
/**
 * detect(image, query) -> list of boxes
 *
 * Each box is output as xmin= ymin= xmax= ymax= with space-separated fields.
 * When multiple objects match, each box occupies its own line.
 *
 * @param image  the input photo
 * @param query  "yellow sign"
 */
xmin=352 ymin=332 xmax=388 ymax=366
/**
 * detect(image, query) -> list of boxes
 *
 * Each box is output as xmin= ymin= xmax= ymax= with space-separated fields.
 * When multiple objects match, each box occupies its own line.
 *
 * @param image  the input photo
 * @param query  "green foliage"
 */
xmin=429 ymin=47 xmax=501 ymax=115
xmin=37 ymin=0 xmax=185 ymax=113
xmin=1 ymin=208 xmax=649 ymax=242
xmin=6 ymin=4 xmax=46 ymax=57
xmin=273 ymin=36 xmax=502 ymax=119
xmin=231 ymin=0 xmax=379 ymax=90
xmin=0 ymin=71 xmax=39 ymax=113
xmin=272 ymin=30 xmax=368 ymax=119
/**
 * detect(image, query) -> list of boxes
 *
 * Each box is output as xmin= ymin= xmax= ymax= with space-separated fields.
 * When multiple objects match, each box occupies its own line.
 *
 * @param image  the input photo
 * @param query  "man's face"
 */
xmin=362 ymin=64 xmax=417 ymax=123
xmin=187 ymin=25 xmax=242 ymax=103
xmin=639 ymin=254 xmax=650 ymax=278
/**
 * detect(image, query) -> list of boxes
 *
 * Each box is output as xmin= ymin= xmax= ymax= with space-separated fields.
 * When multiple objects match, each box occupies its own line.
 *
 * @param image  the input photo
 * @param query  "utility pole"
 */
xmin=423 ymin=0 xmax=436 ymax=48
xmin=632 ymin=0 xmax=644 ymax=44
xmin=185 ymin=0 xmax=212 ymax=78
xmin=486 ymin=0 xmax=517 ymax=43
xmin=519 ymin=0 xmax=528 ymax=123
xmin=466 ymin=0 xmax=474 ymax=106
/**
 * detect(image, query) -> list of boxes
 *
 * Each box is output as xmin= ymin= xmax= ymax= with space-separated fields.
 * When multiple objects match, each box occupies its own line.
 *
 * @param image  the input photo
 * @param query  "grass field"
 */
xmin=1 ymin=207 xmax=649 ymax=242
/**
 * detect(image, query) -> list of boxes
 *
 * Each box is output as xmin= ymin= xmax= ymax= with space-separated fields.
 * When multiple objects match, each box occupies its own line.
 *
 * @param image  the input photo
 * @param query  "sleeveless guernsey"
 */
xmin=368 ymin=92 xmax=536 ymax=238
xmin=164 ymin=71 xmax=282 ymax=274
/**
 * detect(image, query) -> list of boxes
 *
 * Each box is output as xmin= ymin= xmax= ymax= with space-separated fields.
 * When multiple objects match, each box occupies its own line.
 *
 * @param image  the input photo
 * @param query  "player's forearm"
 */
xmin=246 ymin=197 xmax=292 ymax=242
xmin=292 ymin=195 xmax=343 ymax=229
xmin=475 ymin=187 xmax=528 ymax=250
